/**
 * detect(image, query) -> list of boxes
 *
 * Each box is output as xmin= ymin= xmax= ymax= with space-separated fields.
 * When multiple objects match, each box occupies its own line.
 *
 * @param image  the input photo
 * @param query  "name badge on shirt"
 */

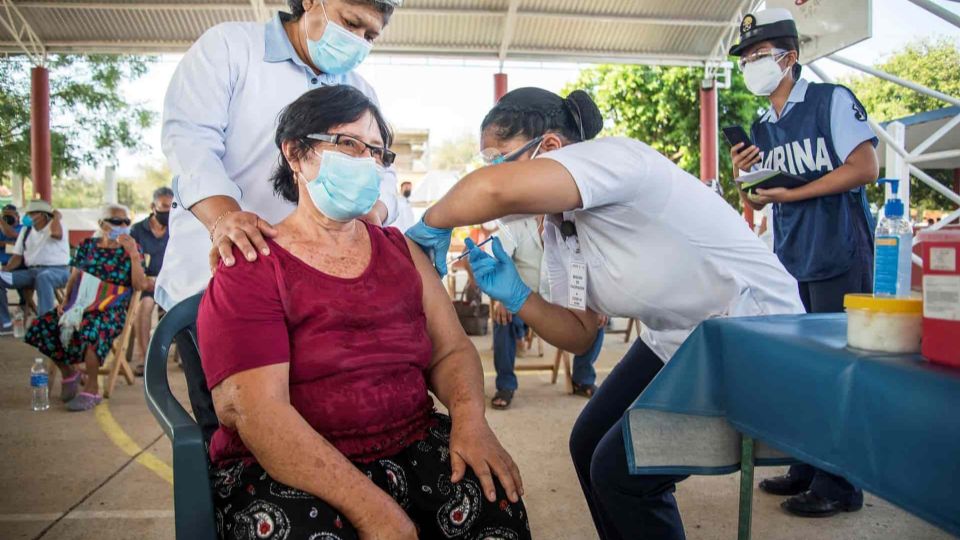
xmin=566 ymin=236 xmax=588 ymax=311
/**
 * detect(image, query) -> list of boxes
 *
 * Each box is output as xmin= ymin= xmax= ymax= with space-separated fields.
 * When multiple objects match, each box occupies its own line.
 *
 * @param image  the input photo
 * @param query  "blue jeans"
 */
xmin=493 ymin=315 xmax=604 ymax=391
xmin=0 ymin=266 xmax=70 ymax=325
xmin=569 ymin=338 xmax=687 ymax=540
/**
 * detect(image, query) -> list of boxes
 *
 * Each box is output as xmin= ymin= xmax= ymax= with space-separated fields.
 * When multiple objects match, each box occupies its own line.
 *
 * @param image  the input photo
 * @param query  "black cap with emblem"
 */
xmin=729 ymin=8 xmax=799 ymax=57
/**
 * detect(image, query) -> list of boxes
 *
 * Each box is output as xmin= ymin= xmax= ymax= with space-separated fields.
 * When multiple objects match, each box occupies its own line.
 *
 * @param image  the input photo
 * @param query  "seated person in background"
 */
xmin=198 ymin=85 xmax=529 ymax=540
xmin=0 ymin=200 xmax=71 ymax=335
xmin=25 ymin=204 xmax=149 ymax=411
xmin=129 ymin=186 xmax=173 ymax=376
xmin=0 ymin=204 xmax=23 ymax=266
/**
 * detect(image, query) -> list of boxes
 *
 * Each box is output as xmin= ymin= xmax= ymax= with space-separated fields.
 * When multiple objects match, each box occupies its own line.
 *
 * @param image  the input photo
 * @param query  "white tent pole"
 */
xmin=826 ymin=55 xmax=960 ymax=108
xmin=907 ymin=0 xmax=960 ymax=29
xmin=910 ymin=149 xmax=960 ymax=164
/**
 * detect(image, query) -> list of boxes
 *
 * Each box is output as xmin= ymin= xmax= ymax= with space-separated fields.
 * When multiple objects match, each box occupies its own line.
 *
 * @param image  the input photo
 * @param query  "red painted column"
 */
xmin=699 ymin=79 xmax=718 ymax=186
xmin=494 ymin=72 xmax=508 ymax=103
xmin=31 ymin=66 xmax=52 ymax=203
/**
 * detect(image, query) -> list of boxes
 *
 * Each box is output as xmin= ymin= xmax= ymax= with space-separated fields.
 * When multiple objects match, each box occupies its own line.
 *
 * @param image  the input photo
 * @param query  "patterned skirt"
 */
xmin=25 ymin=304 xmax=127 ymax=365
xmin=212 ymin=414 xmax=531 ymax=540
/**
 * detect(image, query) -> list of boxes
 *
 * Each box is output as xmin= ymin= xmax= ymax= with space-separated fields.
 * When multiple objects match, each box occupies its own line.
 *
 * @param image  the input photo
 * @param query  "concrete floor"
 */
xmin=0 ymin=321 xmax=953 ymax=540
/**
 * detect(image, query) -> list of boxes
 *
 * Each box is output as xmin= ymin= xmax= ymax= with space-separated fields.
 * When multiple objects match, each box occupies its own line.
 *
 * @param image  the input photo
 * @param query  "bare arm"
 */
xmin=49 ymin=212 xmax=63 ymax=240
xmin=212 ymin=365 xmax=416 ymax=538
xmin=0 ymin=220 xmax=16 ymax=238
xmin=118 ymin=236 xmax=152 ymax=291
xmin=425 ymin=159 xmax=582 ymax=229
xmin=767 ymin=142 xmax=878 ymax=201
xmin=2 ymin=254 xmax=22 ymax=272
xmin=517 ymin=294 xmax=600 ymax=356
xmin=406 ymin=237 xmax=524 ymax=503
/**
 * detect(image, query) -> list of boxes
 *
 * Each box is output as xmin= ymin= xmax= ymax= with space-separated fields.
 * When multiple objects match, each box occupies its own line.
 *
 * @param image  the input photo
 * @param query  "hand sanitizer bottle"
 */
xmin=873 ymin=179 xmax=913 ymax=297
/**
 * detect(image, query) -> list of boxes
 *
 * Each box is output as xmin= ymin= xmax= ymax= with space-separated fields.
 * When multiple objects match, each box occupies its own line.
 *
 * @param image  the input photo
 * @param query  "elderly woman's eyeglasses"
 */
xmin=306 ymin=133 xmax=396 ymax=167
xmin=104 ymin=218 xmax=131 ymax=226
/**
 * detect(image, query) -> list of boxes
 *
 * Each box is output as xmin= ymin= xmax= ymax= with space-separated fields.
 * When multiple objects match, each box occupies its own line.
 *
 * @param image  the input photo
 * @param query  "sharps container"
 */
xmin=917 ymin=226 xmax=960 ymax=367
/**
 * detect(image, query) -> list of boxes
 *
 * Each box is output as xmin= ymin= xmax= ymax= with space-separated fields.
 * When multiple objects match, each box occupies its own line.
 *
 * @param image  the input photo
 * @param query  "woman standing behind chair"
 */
xmin=25 ymin=204 xmax=150 ymax=411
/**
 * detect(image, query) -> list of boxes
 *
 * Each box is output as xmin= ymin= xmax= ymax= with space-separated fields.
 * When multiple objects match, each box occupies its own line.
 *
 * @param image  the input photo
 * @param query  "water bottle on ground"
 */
xmin=31 ymin=358 xmax=50 ymax=411
xmin=12 ymin=307 xmax=25 ymax=339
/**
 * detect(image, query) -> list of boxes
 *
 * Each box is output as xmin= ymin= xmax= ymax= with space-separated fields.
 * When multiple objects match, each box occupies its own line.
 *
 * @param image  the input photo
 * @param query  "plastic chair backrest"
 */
xmin=143 ymin=293 xmax=217 ymax=540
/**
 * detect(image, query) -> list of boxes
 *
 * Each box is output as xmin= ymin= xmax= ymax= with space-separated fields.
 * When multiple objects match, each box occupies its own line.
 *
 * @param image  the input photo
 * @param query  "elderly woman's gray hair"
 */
xmin=100 ymin=203 xmax=131 ymax=220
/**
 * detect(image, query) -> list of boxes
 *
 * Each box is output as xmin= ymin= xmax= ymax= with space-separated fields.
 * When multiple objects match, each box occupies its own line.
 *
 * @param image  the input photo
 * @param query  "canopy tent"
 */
xmin=877 ymin=106 xmax=960 ymax=170
xmin=1 ymin=0 xmax=752 ymax=66
xmin=409 ymin=170 xmax=460 ymax=206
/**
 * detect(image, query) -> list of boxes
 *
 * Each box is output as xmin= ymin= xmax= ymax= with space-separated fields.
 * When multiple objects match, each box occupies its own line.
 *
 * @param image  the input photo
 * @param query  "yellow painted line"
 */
xmin=95 ymin=402 xmax=173 ymax=485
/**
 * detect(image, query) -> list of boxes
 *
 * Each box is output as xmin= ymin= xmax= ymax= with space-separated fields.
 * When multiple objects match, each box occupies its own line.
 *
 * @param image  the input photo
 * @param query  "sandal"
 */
xmin=65 ymin=392 xmax=103 ymax=412
xmin=133 ymin=364 xmax=145 ymax=377
xmin=491 ymin=390 xmax=514 ymax=410
xmin=572 ymin=383 xmax=597 ymax=398
xmin=60 ymin=372 xmax=81 ymax=402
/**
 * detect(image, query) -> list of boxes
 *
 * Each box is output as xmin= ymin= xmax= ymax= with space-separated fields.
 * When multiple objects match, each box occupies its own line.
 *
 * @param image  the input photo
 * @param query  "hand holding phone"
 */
xmin=724 ymin=126 xmax=761 ymax=172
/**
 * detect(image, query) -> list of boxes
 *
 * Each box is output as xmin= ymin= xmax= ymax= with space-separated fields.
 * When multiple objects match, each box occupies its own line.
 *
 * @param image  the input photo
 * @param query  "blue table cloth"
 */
xmin=625 ymin=314 xmax=960 ymax=537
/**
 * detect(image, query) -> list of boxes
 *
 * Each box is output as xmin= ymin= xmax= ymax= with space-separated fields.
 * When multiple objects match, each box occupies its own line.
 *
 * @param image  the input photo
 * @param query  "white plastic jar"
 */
xmin=844 ymin=294 xmax=923 ymax=354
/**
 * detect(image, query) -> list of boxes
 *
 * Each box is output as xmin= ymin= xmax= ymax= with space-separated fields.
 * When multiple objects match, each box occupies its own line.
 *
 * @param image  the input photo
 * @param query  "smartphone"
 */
xmin=722 ymin=125 xmax=752 ymax=148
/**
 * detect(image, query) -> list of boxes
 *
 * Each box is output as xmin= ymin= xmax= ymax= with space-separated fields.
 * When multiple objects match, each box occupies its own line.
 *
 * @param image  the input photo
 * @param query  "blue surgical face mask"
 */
xmin=22 ymin=214 xmax=34 ymax=228
xmin=306 ymin=2 xmax=373 ymax=76
xmin=107 ymin=226 xmax=130 ymax=241
xmin=305 ymin=150 xmax=382 ymax=222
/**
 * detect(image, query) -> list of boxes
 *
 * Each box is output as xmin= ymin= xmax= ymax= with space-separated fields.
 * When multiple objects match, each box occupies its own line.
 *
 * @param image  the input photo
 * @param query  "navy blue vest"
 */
xmin=751 ymin=82 xmax=875 ymax=282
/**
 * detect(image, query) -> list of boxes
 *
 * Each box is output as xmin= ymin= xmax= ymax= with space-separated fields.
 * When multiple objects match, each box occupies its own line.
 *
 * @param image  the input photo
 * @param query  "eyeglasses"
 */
xmin=738 ymin=48 xmax=788 ymax=70
xmin=479 ymin=135 xmax=545 ymax=166
xmin=306 ymin=133 xmax=396 ymax=167
xmin=104 ymin=218 xmax=131 ymax=226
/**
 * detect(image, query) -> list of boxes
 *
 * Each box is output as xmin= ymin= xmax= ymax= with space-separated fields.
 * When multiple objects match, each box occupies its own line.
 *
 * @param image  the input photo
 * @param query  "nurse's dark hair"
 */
xmin=271 ymin=85 xmax=393 ymax=204
xmin=481 ymin=87 xmax=604 ymax=143
xmin=286 ymin=0 xmax=394 ymax=23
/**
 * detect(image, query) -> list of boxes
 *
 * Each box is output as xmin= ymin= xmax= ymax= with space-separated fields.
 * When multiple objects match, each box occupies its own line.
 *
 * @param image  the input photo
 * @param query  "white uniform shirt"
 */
xmin=393 ymin=197 xmax=416 ymax=233
xmin=13 ymin=224 xmax=70 ymax=267
xmin=498 ymin=217 xmax=543 ymax=290
xmin=156 ymin=13 xmax=397 ymax=309
xmin=541 ymin=137 xmax=805 ymax=363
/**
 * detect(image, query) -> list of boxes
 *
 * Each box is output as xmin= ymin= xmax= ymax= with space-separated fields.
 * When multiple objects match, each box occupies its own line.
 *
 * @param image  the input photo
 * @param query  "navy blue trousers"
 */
xmin=569 ymin=338 xmax=688 ymax=540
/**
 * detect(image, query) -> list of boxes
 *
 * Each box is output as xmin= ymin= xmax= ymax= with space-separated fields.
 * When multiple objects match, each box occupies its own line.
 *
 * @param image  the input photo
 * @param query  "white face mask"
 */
xmin=742 ymin=54 xmax=790 ymax=96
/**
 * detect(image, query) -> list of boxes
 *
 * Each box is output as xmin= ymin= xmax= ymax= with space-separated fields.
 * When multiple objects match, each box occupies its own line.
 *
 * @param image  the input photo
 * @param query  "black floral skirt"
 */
xmin=212 ymin=414 xmax=531 ymax=540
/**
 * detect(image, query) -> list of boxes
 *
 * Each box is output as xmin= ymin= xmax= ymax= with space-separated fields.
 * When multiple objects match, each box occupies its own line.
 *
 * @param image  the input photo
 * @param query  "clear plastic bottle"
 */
xmin=30 ymin=358 xmax=49 ymax=411
xmin=873 ymin=179 xmax=913 ymax=297
xmin=11 ymin=307 xmax=25 ymax=339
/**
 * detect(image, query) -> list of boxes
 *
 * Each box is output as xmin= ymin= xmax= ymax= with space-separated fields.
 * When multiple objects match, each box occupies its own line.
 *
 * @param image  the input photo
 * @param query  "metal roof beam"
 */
xmin=0 ymin=0 xmax=45 ymax=64
xmin=15 ymin=2 xmax=734 ymax=27
xmin=498 ymin=0 xmax=519 ymax=65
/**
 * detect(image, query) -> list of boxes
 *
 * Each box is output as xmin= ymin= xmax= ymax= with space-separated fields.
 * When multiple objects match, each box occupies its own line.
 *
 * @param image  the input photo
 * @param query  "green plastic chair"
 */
xmin=144 ymin=293 xmax=218 ymax=540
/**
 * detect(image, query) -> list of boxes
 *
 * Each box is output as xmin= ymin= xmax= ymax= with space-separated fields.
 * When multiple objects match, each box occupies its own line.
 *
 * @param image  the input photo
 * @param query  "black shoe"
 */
xmin=781 ymin=490 xmax=863 ymax=518
xmin=759 ymin=474 xmax=811 ymax=496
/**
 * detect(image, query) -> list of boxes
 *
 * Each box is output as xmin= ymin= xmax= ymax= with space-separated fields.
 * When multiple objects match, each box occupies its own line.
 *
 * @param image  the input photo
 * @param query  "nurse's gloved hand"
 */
xmin=465 ymin=237 xmax=531 ymax=314
xmin=405 ymin=217 xmax=453 ymax=277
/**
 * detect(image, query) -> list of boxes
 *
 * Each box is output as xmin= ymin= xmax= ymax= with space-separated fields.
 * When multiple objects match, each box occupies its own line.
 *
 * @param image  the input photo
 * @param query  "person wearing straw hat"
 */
xmin=0 ymin=199 xmax=70 ymax=335
xmin=729 ymin=8 xmax=880 ymax=518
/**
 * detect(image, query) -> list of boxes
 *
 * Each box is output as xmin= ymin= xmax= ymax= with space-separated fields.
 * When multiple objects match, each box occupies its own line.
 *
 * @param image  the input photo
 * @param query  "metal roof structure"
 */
xmin=2 ymin=0 xmax=755 ymax=66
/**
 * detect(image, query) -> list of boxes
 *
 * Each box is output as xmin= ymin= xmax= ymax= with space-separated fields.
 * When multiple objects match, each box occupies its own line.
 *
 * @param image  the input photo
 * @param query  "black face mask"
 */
xmin=2 ymin=215 xmax=15 ymax=226
xmin=154 ymin=211 xmax=170 ymax=227
xmin=402 ymin=189 xmax=412 ymax=198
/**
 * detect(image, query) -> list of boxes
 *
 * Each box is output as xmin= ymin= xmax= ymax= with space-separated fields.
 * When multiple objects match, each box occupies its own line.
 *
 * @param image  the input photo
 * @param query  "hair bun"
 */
xmin=564 ymin=90 xmax=604 ymax=140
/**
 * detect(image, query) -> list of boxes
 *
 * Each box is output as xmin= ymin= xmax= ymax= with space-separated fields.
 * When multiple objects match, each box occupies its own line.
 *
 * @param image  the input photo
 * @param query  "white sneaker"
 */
xmin=0 ymin=323 xmax=12 ymax=336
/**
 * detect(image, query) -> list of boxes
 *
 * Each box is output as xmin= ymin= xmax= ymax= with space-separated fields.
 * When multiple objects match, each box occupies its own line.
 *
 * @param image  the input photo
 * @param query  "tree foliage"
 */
xmin=430 ymin=132 xmax=479 ymax=171
xmin=0 ymin=54 xmax=156 ymax=182
xmin=843 ymin=39 xmax=960 ymax=214
xmin=563 ymin=65 xmax=767 ymax=208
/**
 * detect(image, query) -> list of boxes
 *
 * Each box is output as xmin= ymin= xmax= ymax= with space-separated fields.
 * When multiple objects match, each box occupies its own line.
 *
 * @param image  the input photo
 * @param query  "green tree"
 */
xmin=843 ymin=39 xmax=960 ymax=214
xmin=430 ymin=132 xmax=479 ymax=171
xmin=0 ymin=54 xmax=156 ymax=182
xmin=563 ymin=65 xmax=767 ymax=208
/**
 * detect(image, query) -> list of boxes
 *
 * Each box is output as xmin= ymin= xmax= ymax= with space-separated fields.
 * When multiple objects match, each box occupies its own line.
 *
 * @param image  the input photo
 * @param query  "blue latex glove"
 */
xmin=405 ymin=217 xmax=453 ymax=277
xmin=465 ymin=237 xmax=532 ymax=314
